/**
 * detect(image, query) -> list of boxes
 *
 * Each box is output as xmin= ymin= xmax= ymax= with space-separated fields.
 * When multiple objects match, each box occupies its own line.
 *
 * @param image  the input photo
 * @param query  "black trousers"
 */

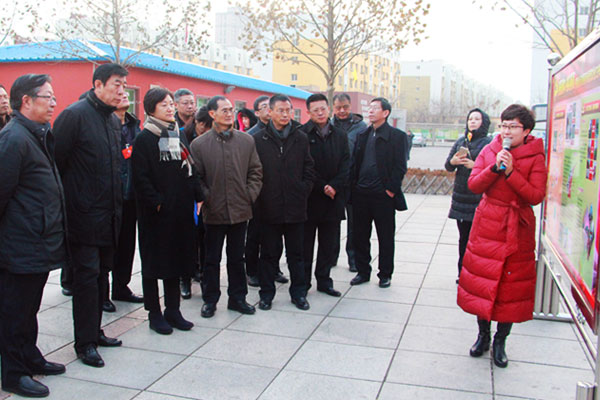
xmin=258 ymin=222 xmax=306 ymax=301
xmin=111 ymin=199 xmax=137 ymax=297
xmin=203 ymin=222 xmax=248 ymax=304
xmin=352 ymin=190 xmax=396 ymax=280
xmin=304 ymin=220 xmax=338 ymax=290
xmin=0 ymin=271 xmax=49 ymax=387
xmin=142 ymin=278 xmax=180 ymax=313
xmin=331 ymin=223 xmax=340 ymax=265
xmin=245 ymin=218 xmax=283 ymax=278
xmin=346 ymin=204 xmax=356 ymax=268
xmin=456 ymin=219 xmax=473 ymax=276
xmin=71 ymin=243 xmax=113 ymax=352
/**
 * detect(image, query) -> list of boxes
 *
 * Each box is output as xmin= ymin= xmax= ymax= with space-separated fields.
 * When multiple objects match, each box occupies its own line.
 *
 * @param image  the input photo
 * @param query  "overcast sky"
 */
xmin=214 ymin=0 xmax=534 ymax=103
xmin=398 ymin=0 xmax=534 ymax=104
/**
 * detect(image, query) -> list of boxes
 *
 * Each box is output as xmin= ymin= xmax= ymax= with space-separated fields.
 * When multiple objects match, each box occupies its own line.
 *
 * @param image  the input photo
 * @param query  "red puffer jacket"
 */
xmin=457 ymin=134 xmax=547 ymax=323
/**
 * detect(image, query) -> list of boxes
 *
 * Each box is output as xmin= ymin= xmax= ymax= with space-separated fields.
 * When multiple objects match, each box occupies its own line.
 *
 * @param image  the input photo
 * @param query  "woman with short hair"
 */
xmin=458 ymin=104 xmax=547 ymax=368
xmin=132 ymin=87 xmax=203 ymax=335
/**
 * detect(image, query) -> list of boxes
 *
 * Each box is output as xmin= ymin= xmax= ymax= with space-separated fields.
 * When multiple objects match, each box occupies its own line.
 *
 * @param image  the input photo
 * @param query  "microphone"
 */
xmin=499 ymin=137 xmax=512 ymax=170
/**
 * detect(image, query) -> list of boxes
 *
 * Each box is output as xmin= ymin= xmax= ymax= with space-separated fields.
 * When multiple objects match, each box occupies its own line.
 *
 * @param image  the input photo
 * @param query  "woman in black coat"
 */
xmin=444 ymin=108 xmax=492 ymax=282
xmin=132 ymin=87 xmax=203 ymax=335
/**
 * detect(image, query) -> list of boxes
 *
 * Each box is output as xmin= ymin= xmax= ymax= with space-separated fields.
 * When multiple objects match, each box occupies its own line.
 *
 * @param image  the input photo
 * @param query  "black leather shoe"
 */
xmin=164 ymin=309 xmax=194 ymax=330
xmin=31 ymin=361 xmax=66 ymax=376
xmin=350 ymin=274 xmax=369 ymax=286
xmin=274 ymin=271 xmax=289 ymax=284
xmin=228 ymin=299 xmax=256 ymax=314
xmin=77 ymin=345 xmax=104 ymax=368
xmin=112 ymin=292 xmax=144 ymax=303
xmin=61 ymin=287 xmax=72 ymax=296
xmin=148 ymin=311 xmax=173 ymax=335
xmin=102 ymin=300 xmax=116 ymax=313
xmin=180 ymin=279 xmax=192 ymax=300
xmin=258 ymin=298 xmax=272 ymax=310
xmin=317 ymin=286 xmax=342 ymax=297
xmin=349 ymin=265 xmax=357 ymax=273
xmin=201 ymin=302 xmax=216 ymax=318
xmin=379 ymin=278 xmax=391 ymax=288
xmin=2 ymin=376 xmax=49 ymax=398
xmin=247 ymin=275 xmax=260 ymax=287
xmin=291 ymin=296 xmax=310 ymax=310
xmin=98 ymin=331 xmax=122 ymax=347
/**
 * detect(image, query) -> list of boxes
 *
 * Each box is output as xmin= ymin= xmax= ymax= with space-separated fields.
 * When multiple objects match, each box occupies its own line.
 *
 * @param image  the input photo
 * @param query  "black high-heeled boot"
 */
xmin=492 ymin=322 xmax=512 ymax=368
xmin=469 ymin=318 xmax=491 ymax=357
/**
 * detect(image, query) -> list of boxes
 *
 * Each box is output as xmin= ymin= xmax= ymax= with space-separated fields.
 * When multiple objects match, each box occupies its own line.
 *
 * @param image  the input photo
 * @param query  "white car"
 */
xmin=412 ymin=132 xmax=426 ymax=147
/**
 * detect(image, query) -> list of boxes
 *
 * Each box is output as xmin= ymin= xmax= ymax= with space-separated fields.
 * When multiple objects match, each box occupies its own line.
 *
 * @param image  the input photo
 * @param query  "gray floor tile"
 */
xmin=408 ymin=305 xmax=474 ymax=330
xmin=387 ymin=272 xmax=424 ymax=288
xmin=508 ymin=334 xmax=590 ymax=369
xmin=132 ymin=392 xmax=188 ymax=400
xmin=378 ymin=383 xmax=492 ymax=399
xmin=312 ymin=316 xmax=402 ymax=349
xmin=64 ymin=347 xmax=185 ymax=390
xmin=120 ymin=321 xmax=219 ymax=355
xmin=228 ymin=309 xmax=324 ymax=338
xmin=37 ymin=333 xmax=72 ymax=356
xmin=345 ymin=283 xmax=419 ymax=304
xmin=510 ymin=319 xmax=580 ymax=340
xmin=434 ymin=243 xmax=460 ymax=256
xmin=393 ymin=261 xmax=429 ymax=275
xmin=386 ymin=350 xmax=492 ymax=393
xmin=38 ymin=306 xmax=75 ymax=339
xmin=41 ymin=283 xmax=71 ymax=308
xmin=395 ymin=233 xmax=440 ymax=243
xmin=415 ymin=288 xmax=458 ymax=308
xmin=37 ymin=376 xmax=138 ymax=400
xmin=149 ymin=357 xmax=278 ymax=400
xmin=494 ymin=360 xmax=594 ymax=400
xmin=259 ymin=370 xmax=380 ymax=400
xmin=427 ymin=261 xmax=460 ymax=277
xmin=269 ymin=284 xmax=348 ymax=315
xmin=398 ymin=324 xmax=473 ymax=356
xmin=395 ymin=243 xmax=436 ymax=263
xmin=193 ymin=329 xmax=303 ymax=368
xmin=421 ymin=273 xmax=460 ymax=291
xmin=330 ymin=298 xmax=411 ymax=324
xmin=132 ymin=392 xmax=190 ymax=400
xmin=286 ymin=340 xmax=394 ymax=381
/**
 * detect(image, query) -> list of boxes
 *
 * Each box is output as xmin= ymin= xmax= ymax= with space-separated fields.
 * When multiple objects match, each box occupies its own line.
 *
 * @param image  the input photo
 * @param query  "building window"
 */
xmin=339 ymin=75 xmax=343 ymax=85
xmin=294 ymin=109 xmax=301 ymax=122
xmin=235 ymin=100 xmax=247 ymax=110
xmin=196 ymin=97 xmax=209 ymax=107
xmin=579 ymin=28 xmax=587 ymax=37
xmin=580 ymin=6 xmax=589 ymax=15
xmin=291 ymin=73 xmax=298 ymax=81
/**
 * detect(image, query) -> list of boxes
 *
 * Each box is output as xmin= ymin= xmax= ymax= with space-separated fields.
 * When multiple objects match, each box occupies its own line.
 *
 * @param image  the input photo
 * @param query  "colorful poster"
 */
xmin=545 ymin=41 xmax=600 ymax=320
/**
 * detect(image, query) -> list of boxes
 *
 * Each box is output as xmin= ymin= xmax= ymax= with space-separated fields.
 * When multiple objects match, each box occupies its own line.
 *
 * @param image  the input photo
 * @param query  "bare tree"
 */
xmin=236 ymin=0 xmax=429 ymax=103
xmin=0 ymin=2 xmax=40 ymax=46
xmin=475 ymin=0 xmax=600 ymax=56
xmin=31 ymin=0 xmax=211 ymax=66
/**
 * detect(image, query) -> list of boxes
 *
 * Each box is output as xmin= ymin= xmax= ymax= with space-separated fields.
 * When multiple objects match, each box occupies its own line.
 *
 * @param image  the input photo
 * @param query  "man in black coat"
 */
xmin=0 ymin=84 xmax=10 ymax=130
xmin=349 ymin=97 xmax=408 ymax=288
xmin=0 ymin=74 xmax=67 ymax=398
xmin=253 ymin=94 xmax=315 ymax=311
xmin=54 ymin=63 xmax=128 ymax=368
xmin=301 ymin=94 xmax=349 ymax=297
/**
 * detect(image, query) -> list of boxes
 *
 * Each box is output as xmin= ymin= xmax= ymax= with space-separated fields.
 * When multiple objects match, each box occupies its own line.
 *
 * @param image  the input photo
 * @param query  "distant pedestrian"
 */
xmin=174 ymin=88 xmax=196 ymax=128
xmin=444 ymin=108 xmax=492 ymax=283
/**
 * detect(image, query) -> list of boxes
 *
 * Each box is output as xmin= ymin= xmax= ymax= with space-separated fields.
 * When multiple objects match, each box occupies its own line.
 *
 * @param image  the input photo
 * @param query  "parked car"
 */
xmin=413 ymin=132 xmax=426 ymax=147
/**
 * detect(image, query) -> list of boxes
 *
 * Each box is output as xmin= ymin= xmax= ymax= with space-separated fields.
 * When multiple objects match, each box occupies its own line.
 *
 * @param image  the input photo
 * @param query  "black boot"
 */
xmin=180 ymin=278 xmax=192 ymax=299
xmin=492 ymin=322 xmax=512 ymax=368
xmin=469 ymin=318 xmax=491 ymax=357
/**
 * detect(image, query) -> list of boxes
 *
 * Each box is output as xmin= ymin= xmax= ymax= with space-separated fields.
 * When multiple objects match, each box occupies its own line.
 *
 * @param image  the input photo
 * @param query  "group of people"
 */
xmin=0 ymin=63 xmax=410 ymax=398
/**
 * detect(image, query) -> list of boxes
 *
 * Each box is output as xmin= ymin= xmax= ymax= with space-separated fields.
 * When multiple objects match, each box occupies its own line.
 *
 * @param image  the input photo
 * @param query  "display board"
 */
xmin=545 ymin=36 xmax=600 ymax=329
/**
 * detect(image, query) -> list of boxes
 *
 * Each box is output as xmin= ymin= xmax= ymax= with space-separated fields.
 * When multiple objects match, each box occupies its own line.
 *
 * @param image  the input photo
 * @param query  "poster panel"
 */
xmin=545 ymin=39 xmax=600 ymax=328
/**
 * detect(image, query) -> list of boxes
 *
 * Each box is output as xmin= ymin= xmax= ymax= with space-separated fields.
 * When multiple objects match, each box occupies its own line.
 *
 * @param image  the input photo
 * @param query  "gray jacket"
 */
xmin=190 ymin=128 xmax=263 ymax=225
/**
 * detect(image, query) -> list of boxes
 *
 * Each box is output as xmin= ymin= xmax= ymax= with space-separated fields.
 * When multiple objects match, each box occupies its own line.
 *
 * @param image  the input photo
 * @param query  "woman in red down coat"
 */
xmin=457 ymin=104 xmax=547 ymax=368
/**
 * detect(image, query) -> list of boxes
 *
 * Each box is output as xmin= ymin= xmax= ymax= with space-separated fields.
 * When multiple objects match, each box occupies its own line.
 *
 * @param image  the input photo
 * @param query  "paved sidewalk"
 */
xmin=0 ymin=194 xmax=593 ymax=399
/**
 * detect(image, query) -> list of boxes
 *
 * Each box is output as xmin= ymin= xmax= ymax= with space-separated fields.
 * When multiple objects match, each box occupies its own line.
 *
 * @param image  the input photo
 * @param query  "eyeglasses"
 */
xmin=34 ymin=94 xmax=57 ymax=103
xmin=218 ymin=108 xmax=234 ymax=115
xmin=498 ymin=124 xmax=523 ymax=131
xmin=274 ymin=108 xmax=293 ymax=115
xmin=257 ymin=104 xmax=269 ymax=111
